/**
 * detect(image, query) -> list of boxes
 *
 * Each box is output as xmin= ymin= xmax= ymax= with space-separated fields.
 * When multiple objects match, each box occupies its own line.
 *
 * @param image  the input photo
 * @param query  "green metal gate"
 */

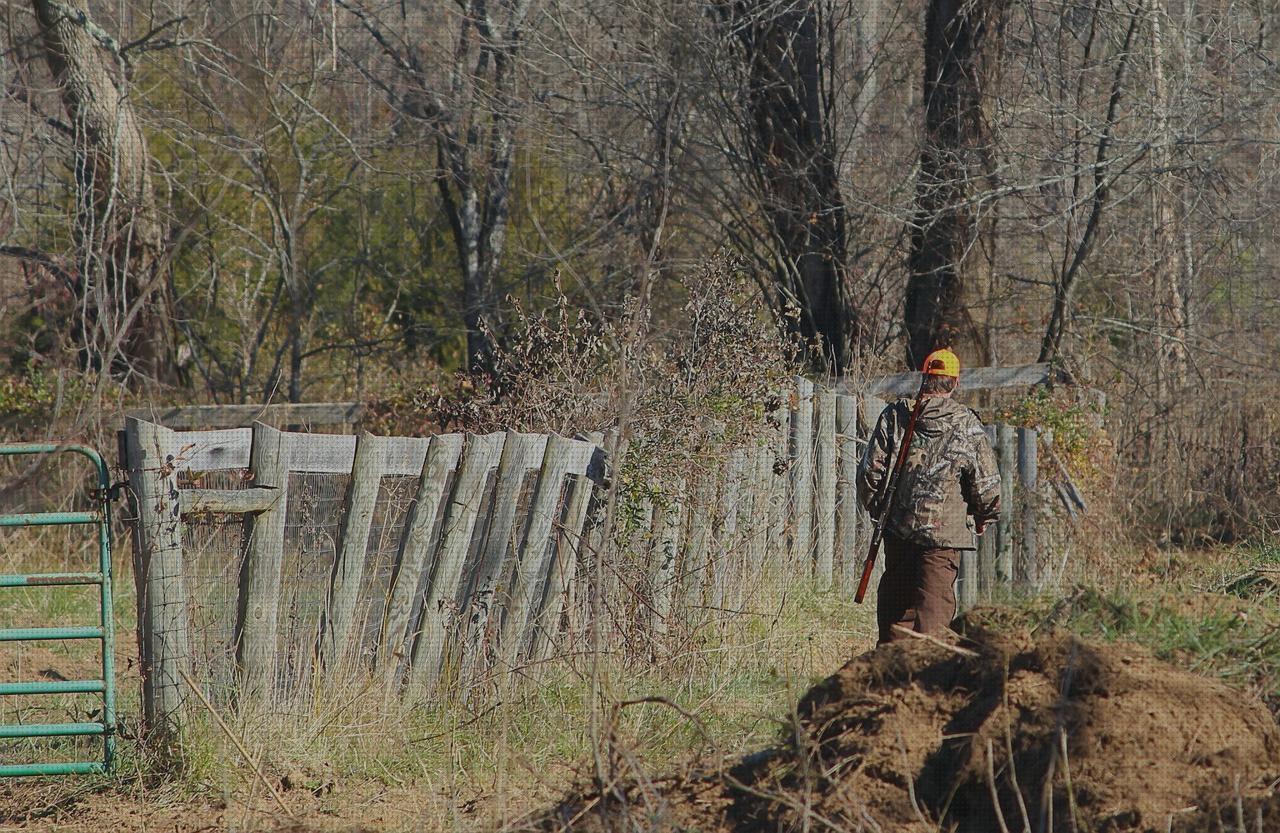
xmin=0 ymin=444 xmax=117 ymax=776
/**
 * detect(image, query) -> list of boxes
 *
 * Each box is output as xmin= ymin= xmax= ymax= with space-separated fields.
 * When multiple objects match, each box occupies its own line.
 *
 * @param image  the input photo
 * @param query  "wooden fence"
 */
xmin=121 ymin=379 xmax=1045 ymax=740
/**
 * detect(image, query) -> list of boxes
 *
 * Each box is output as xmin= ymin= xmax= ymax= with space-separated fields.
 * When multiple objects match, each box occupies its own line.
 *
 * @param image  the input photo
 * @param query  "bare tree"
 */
xmin=340 ymin=0 xmax=533 ymax=372
xmin=25 ymin=0 xmax=172 ymax=380
xmin=904 ymin=0 xmax=1009 ymax=369
xmin=721 ymin=0 xmax=859 ymax=371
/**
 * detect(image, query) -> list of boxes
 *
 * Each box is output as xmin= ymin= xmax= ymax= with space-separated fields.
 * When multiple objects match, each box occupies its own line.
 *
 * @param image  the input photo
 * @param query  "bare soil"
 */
xmin=529 ymin=612 xmax=1280 ymax=833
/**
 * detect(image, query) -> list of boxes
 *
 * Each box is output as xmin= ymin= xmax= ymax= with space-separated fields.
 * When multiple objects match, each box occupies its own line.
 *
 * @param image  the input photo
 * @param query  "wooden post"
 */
xmin=379 ymin=434 xmax=464 ymax=683
xmin=978 ymin=425 xmax=998 ymax=596
xmin=709 ymin=450 xmax=745 ymax=610
xmin=650 ymin=479 xmax=684 ymax=636
xmin=408 ymin=432 xmax=505 ymax=691
xmin=834 ymin=395 xmax=859 ymax=587
xmin=744 ymin=445 xmax=772 ymax=579
xmin=813 ymin=388 xmax=837 ymax=587
xmin=1017 ymin=427 xmax=1039 ymax=588
xmin=680 ymin=473 xmax=716 ymax=610
xmin=768 ymin=400 xmax=790 ymax=563
xmin=497 ymin=435 xmax=575 ymax=670
xmin=789 ymin=378 xmax=815 ymax=569
xmin=996 ymin=424 xmax=1016 ymax=585
xmin=322 ymin=433 xmax=388 ymax=673
xmin=233 ymin=422 xmax=292 ymax=701
xmin=957 ymin=551 xmax=977 ymax=612
xmin=124 ymin=417 xmax=191 ymax=745
xmin=529 ymin=446 xmax=597 ymax=664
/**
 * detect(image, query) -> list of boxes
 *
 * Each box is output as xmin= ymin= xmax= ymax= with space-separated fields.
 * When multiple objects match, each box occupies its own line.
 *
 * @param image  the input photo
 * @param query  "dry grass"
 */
xmin=0 ymin=516 xmax=879 ymax=831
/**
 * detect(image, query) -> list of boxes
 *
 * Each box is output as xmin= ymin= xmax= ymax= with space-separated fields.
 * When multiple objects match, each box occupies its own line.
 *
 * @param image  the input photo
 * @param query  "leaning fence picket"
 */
xmin=710 ymin=450 xmax=745 ymax=610
xmin=379 ymin=434 xmax=464 ymax=683
xmin=498 ymin=435 xmax=578 ymax=670
xmin=744 ymin=444 xmax=772 ymax=578
xmin=768 ymin=401 xmax=790 ymax=558
xmin=233 ymin=422 xmax=291 ymax=700
xmin=958 ymin=550 xmax=978 ymax=611
xmin=322 ymin=433 xmax=393 ymax=672
xmin=979 ymin=425 xmax=999 ymax=596
xmin=681 ymin=473 xmax=716 ymax=610
xmin=462 ymin=432 xmax=546 ymax=680
xmin=859 ymin=396 xmax=888 ymax=590
xmin=530 ymin=464 xmax=594 ymax=663
xmin=408 ymin=432 xmax=505 ymax=691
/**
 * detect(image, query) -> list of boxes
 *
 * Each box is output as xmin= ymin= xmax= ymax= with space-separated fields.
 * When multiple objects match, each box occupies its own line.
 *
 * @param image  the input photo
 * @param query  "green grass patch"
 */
xmin=987 ymin=545 xmax=1280 ymax=714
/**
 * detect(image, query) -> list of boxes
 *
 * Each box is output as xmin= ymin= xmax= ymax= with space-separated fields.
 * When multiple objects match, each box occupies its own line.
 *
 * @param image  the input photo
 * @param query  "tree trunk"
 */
xmin=904 ymin=0 xmax=1007 ymax=370
xmin=1148 ymin=0 xmax=1189 ymax=393
xmin=32 ymin=0 xmax=172 ymax=381
xmin=738 ymin=0 xmax=857 ymax=372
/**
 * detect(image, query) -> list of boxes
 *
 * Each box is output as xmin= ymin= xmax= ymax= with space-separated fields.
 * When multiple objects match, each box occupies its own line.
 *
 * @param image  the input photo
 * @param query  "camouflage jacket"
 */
xmin=858 ymin=396 xmax=1001 ymax=550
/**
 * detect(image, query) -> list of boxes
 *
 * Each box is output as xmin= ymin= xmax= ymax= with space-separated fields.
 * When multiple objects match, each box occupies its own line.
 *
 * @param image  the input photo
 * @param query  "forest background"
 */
xmin=2 ymin=0 xmax=1279 ymax=542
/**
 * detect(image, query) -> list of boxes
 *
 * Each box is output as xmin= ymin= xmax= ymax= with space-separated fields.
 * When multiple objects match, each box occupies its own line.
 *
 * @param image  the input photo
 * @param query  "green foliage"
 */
xmin=0 ymin=365 xmax=90 ymax=429
xmin=1000 ymin=386 xmax=1096 ymax=457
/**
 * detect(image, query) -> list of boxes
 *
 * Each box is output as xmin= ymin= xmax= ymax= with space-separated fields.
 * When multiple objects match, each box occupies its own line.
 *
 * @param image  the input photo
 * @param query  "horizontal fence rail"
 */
xmin=122 ymin=380 xmax=1047 ymax=741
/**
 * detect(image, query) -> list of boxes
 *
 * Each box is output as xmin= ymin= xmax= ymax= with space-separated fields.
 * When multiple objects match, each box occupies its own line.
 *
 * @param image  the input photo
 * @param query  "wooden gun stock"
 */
xmin=854 ymin=524 xmax=885 ymax=603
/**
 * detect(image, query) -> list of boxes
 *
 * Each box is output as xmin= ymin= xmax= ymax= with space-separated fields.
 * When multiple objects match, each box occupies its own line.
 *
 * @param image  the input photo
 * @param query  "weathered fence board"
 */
xmin=834 ymin=395 xmax=860 ymax=585
xmin=768 ymin=402 xmax=790 ymax=563
xmin=498 ymin=436 xmax=588 ymax=670
xmin=124 ymin=418 xmax=191 ymax=741
xmin=745 ymin=444 xmax=772 ymax=578
xmin=681 ymin=474 xmax=716 ymax=610
xmin=530 ymin=463 xmax=596 ymax=663
xmin=408 ymin=433 xmax=505 ymax=691
xmin=379 ymin=434 xmax=465 ymax=682
xmin=322 ymin=434 xmax=396 ymax=670
xmin=996 ymin=424 xmax=1017 ymax=583
xmin=979 ymin=426 xmax=999 ymax=594
xmin=790 ymin=378 xmax=815 ymax=567
xmin=650 ymin=480 xmax=684 ymax=635
xmin=813 ymin=389 xmax=837 ymax=587
xmin=128 ymin=402 xmax=363 ymax=430
xmin=462 ymin=432 xmax=547 ymax=679
xmin=710 ymin=450 xmax=745 ymax=610
xmin=233 ymin=422 xmax=292 ymax=699
xmin=179 ymin=487 xmax=277 ymax=515
xmin=171 ymin=428 xmax=252 ymax=471
xmin=1017 ymin=427 xmax=1039 ymax=586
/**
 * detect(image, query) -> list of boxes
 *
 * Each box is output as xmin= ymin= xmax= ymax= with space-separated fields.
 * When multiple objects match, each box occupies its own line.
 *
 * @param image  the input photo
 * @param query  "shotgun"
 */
xmin=854 ymin=375 xmax=929 ymax=604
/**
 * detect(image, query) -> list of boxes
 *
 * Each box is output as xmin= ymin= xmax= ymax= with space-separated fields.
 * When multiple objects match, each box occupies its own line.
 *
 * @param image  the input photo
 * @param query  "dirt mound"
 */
xmin=534 ymin=618 xmax=1280 ymax=833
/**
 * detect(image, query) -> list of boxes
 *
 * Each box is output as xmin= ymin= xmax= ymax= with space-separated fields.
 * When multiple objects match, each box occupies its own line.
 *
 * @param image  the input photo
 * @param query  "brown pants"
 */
xmin=876 ymin=533 xmax=961 ymax=645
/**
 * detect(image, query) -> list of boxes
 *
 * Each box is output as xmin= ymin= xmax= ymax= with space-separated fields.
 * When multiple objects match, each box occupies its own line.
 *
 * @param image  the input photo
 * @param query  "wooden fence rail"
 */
xmin=122 ymin=378 xmax=1045 ymax=742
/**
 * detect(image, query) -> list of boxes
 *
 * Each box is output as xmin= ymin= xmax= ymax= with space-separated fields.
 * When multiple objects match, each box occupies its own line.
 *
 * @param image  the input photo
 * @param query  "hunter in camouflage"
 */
xmin=858 ymin=349 xmax=1001 ymax=645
